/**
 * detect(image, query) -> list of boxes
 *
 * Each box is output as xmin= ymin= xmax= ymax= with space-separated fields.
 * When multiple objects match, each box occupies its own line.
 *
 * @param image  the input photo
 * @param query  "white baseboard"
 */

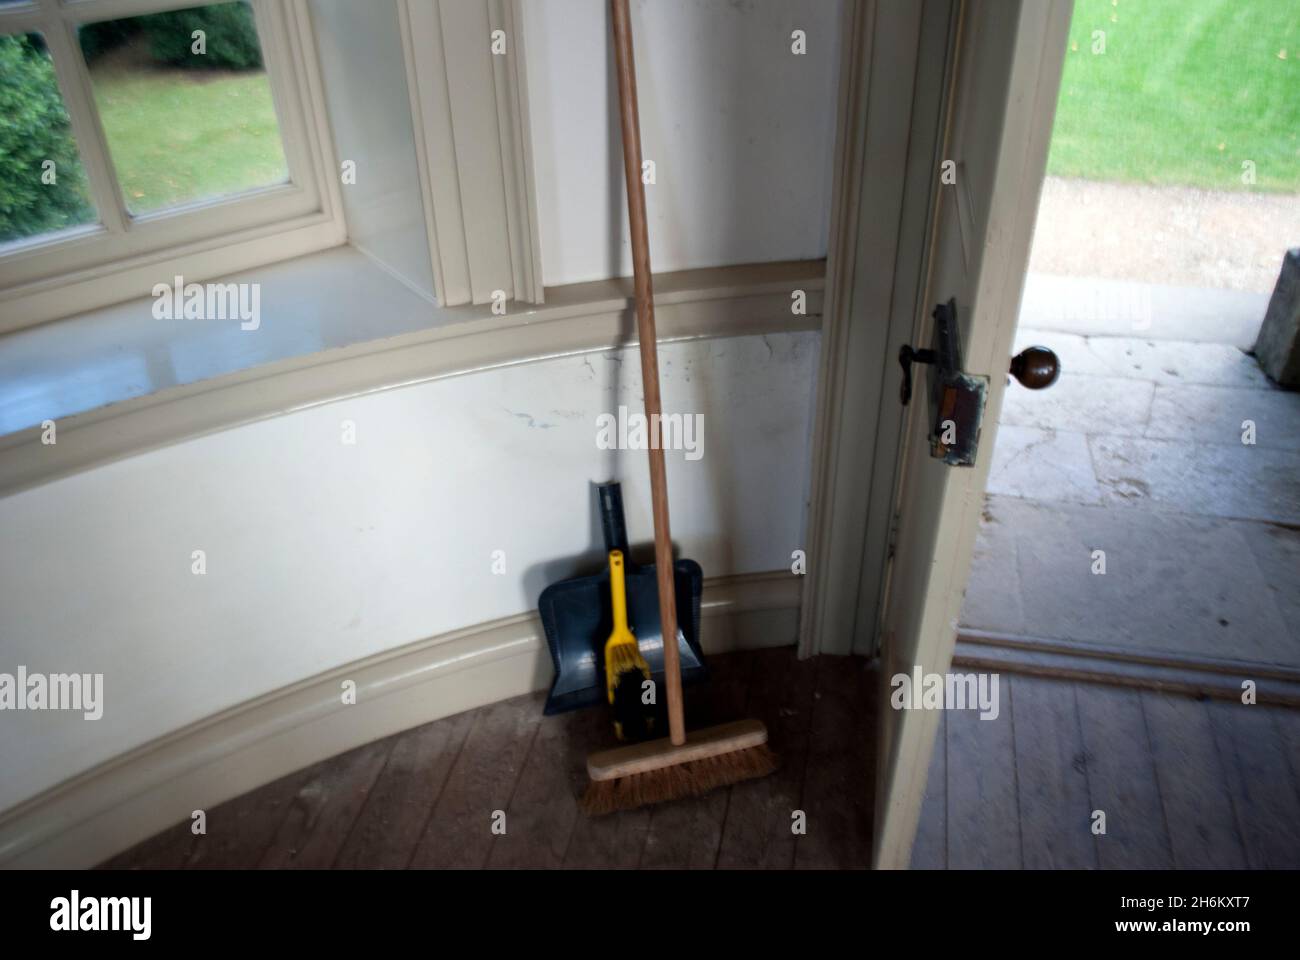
xmin=0 ymin=571 xmax=802 ymax=869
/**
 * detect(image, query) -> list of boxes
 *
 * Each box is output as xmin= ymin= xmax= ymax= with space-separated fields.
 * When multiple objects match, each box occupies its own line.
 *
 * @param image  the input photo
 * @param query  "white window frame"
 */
xmin=0 ymin=0 xmax=345 ymax=332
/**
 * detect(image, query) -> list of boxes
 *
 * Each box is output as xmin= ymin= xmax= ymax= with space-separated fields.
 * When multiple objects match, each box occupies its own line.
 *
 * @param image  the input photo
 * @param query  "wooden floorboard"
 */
xmin=1141 ymin=691 xmax=1248 ymax=869
xmin=639 ymin=649 xmax=756 ymax=869
xmin=1205 ymin=699 xmax=1300 ymax=869
xmin=638 ymin=791 xmax=731 ymax=869
xmin=1073 ymin=681 xmax=1174 ymax=869
xmin=559 ymin=705 xmax=654 ymax=868
xmin=716 ymin=647 xmax=818 ymax=869
xmin=102 ymin=649 xmax=877 ymax=871
xmin=914 ymin=675 xmax=1300 ymax=871
xmin=487 ymin=705 xmax=588 ymax=869
xmin=1276 ymin=706 xmax=1300 ymax=796
xmin=1010 ymin=676 xmax=1098 ymax=869
xmin=792 ymin=655 xmax=875 ymax=869
xmin=186 ymin=769 xmax=314 ymax=869
xmin=946 ymin=676 xmax=1022 ymax=869
xmin=259 ymin=737 xmax=393 ymax=868
xmin=406 ymin=694 xmax=543 ymax=869
xmin=101 ymin=650 xmax=1300 ymax=871
xmin=909 ymin=711 xmax=947 ymax=869
xmin=333 ymin=711 xmax=473 ymax=869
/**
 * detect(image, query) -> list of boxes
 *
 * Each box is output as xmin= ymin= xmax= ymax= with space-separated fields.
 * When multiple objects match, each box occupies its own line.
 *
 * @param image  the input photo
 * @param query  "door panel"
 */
xmin=872 ymin=0 xmax=1072 ymax=869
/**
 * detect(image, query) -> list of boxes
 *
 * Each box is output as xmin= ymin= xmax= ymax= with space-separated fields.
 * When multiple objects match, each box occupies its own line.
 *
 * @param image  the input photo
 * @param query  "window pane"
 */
xmin=78 ymin=1 xmax=289 ymax=215
xmin=0 ymin=33 xmax=98 ymax=245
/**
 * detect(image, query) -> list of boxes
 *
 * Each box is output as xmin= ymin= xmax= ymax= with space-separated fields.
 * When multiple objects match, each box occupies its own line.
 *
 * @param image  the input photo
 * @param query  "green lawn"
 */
xmin=1048 ymin=0 xmax=1300 ymax=192
xmin=88 ymin=59 xmax=287 ymax=214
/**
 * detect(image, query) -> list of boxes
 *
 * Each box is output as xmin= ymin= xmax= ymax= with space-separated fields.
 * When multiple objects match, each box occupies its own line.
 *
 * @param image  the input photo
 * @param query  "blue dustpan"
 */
xmin=539 ymin=482 xmax=707 ymax=715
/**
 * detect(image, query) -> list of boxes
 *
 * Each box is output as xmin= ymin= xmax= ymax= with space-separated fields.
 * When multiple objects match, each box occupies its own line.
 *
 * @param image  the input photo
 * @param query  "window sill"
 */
xmin=0 ymin=245 xmax=449 ymax=437
xmin=0 ymin=249 xmax=824 ymax=497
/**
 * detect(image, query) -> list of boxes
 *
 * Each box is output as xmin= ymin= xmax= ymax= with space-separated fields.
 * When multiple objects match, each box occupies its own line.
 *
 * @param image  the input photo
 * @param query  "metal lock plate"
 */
xmin=928 ymin=369 xmax=987 ymax=466
xmin=900 ymin=299 xmax=989 ymax=467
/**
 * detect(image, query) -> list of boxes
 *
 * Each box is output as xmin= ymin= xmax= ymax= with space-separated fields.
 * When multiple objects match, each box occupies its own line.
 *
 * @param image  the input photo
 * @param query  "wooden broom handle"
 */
xmin=611 ymin=0 xmax=685 ymax=747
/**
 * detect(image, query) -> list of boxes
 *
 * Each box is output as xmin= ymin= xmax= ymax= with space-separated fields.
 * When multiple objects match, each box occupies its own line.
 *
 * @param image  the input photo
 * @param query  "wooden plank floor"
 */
xmin=911 ymin=673 xmax=1300 ymax=869
xmin=101 ymin=649 xmax=879 ymax=870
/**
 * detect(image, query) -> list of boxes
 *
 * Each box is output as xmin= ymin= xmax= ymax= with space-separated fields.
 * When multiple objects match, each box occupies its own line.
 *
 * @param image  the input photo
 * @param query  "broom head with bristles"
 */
xmin=582 ymin=718 xmax=778 ymax=815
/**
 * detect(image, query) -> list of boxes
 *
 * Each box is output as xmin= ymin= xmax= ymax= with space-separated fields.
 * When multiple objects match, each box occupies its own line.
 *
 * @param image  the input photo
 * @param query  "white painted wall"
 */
xmin=0 ymin=0 xmax=844 ymax=821
xmin=310 ymin=0 xmax=436 ymax=299
xmin=0 ymin=332 xmax=818 ymax=813
xmin=524 ymin=0 xmax=844 ymax=286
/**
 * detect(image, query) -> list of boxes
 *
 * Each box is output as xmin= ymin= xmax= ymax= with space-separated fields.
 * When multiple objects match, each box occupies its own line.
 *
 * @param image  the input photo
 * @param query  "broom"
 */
xmin=582 ymin=0 xmax=777 ymax=816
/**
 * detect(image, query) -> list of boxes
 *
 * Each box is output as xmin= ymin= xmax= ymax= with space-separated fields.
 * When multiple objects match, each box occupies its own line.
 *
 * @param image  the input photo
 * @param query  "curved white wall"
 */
xmin=0 ymin=331 xmax=818 ymax=813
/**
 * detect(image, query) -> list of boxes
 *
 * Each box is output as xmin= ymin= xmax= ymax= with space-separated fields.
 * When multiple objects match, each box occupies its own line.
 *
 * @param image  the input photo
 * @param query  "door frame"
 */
xmin=801 ymin=0 xmax=959 ymax=658
xmin=803 ymin=0 xmax=1071 ymax=660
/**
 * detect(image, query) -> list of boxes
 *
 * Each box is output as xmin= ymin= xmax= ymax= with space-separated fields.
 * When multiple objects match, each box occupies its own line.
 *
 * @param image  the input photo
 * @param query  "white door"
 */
xmin=872 ymin=0 xmax=1073 ymax=869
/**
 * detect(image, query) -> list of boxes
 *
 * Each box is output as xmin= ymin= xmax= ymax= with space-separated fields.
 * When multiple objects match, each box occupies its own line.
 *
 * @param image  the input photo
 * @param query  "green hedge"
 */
xmin=141 ymin=2 xmax=263 ymax=70
xmin=0 ymin=35 xmax=95 ymax=241
xmin=77 ymin=18 xmax=136 ymax=63
xmin=79 ymin=1 xmax=262 ymax=71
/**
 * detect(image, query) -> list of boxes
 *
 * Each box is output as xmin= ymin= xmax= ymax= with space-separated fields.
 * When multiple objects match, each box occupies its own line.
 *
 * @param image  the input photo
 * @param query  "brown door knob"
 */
xmin=1010 ymin=346 xmax=1060 ymax=389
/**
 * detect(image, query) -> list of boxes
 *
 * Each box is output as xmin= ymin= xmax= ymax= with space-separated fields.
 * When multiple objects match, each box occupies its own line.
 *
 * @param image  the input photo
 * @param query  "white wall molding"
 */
xmin=801 ymin=0 xmax=955 ymax=658
xmin=400 ymin=0 xmax=544 ymax=307
xmin=0 ymin=259 xmax=823 ymax=498
xmin=491 ymin=0 xmax=546 ymax=304
xmin=0 ymin=571 xmax=801 ymax=869
xmin=801 ymin=0 xmax=875 ymax=658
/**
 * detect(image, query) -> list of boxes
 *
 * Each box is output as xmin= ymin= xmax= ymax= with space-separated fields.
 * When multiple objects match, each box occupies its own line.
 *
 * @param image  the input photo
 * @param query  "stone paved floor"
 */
xmin=962 ymin=277 xmax=1300 ymax=670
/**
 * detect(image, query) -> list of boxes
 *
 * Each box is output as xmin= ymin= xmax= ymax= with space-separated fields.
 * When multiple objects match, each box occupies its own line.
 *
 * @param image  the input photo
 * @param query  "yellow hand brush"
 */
xmin=604 ymin=549 xmax=653 ymax=742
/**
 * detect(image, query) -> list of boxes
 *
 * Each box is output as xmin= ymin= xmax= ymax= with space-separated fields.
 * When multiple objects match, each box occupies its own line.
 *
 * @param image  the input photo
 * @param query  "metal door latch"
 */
xmin=899 ymin=299 xmax=1061 ymax=467
xmin=899 ymin=299 xmax=988 ymax=467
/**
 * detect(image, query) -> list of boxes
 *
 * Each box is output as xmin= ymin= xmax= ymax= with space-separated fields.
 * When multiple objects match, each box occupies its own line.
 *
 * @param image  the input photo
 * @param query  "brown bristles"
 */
xmin=581 ymin=743 xmax=778 ymax=816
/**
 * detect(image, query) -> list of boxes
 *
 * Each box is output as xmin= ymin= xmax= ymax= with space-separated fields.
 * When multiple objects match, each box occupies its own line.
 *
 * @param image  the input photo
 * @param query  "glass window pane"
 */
xmin=0 ymin=33 xmax=98 ymax=245
xmin=78 ymin=1 xmax=289 ymax=216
